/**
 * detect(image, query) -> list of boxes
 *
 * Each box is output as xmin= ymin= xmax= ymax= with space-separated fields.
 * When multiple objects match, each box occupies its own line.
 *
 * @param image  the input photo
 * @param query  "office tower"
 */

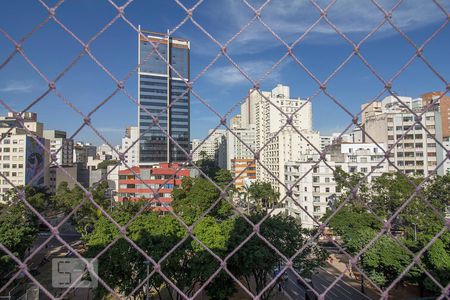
xmin=43 ymin=130 xmax=74 ymax=166
xmin=138 ymin=29 xmax=190 ymax=164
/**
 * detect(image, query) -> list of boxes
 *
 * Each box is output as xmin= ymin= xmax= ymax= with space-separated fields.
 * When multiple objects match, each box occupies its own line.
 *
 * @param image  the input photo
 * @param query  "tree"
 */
xmin=228 ymin=214 xmax=327 ymax=300
xmin=247 ymin=181 xmax=280 ymax=212
xmin=327 ymin=171 xmax=450 ymax=295
xmin=53 ymin=181 xmax=111 ymax=237
xmin=0 ymin=187 xmax=47 ymax=286
xmin=84 ymin=174 xmax=327 ymax=300
xmin=96 ymin=160 xmax=119 ymax=170
xmin=196 ymin=156 xmax=220 ymax=179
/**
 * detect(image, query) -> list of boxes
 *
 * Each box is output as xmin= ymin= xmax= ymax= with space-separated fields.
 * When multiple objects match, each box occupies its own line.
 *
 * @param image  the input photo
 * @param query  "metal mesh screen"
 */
xmin=0 ymin=0 xmax=449 ymax=299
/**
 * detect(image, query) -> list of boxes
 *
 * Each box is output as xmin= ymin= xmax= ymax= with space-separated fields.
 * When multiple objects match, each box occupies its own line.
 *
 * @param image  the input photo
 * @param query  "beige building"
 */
xmin=226 ymin=124 xmax=256 ymax=170
xmin=0 ymin=112 xmax=49 ymax=200
xmin=362 ymin=96 xmax=444 ymax=176
xmin=191 ymin=129 xmax=226 ymax=163
xmin=421 ymin=92 xmax=450 ymax=139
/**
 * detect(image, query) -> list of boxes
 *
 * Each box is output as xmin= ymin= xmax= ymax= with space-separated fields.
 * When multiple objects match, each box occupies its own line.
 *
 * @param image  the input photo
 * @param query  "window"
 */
xmin=325 ymin=187 xmax=330 ymax=193
xmin=325 ymin=177 xmax=330 ymax=183
xmin=361 ymin=167 xmax=368 ymax=173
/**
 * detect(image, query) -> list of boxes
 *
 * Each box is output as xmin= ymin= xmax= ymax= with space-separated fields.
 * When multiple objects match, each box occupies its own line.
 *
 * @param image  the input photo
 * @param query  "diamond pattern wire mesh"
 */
xmin=0 ymin=0 xmax=449 ymax=299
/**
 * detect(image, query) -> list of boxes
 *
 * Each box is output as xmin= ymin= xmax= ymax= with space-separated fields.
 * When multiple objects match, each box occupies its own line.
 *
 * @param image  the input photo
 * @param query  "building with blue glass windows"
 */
xmin=138 ymin=29 xmax=190 ymax=164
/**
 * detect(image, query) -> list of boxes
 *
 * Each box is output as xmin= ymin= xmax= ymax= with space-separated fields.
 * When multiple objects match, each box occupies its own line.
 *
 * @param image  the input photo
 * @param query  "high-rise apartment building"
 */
xmin=43 ymin=130 xmax=74 ymax=166
xmin=285 ymin=143 xmax=388 ymax=228
xmin=138 ymin=29 xmax=190 ymax=164
xmin=190 ymin=129 xmax=226 ymax=163
xmin=253 ymin=84 xmax=317 ymax=191
xmin=421 ymin=92 xmax=450 ymax=139
xmin=226 ymin=124 xmax=256 ymax=170
xmin=119 ymin=126 xmax=140 ymax=167
xmin=362 ymin=95 xmax=444 ymax=176
xmin=0 ymin=112 xmax=49 ymax=200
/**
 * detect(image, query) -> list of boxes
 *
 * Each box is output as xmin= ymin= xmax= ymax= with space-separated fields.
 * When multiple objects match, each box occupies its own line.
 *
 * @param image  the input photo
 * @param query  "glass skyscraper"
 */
xmin=138 ymin=29 xmax=190 ymax=164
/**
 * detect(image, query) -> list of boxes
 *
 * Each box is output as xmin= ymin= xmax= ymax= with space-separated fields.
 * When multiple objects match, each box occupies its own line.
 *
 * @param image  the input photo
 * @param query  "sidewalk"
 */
xmin=325 ymin=254 xmax=379 ymax=299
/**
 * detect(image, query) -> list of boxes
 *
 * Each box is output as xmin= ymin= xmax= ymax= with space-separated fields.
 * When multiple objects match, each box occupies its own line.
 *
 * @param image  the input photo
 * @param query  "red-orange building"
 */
xmin=117 ymin=163 xmax=190 ymax=212
xmin=231 ymin=158 xmax=256 ymax=190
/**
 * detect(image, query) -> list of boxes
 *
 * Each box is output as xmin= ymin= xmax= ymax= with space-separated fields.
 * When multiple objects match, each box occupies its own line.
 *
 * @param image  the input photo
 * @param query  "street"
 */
xmin=281 ymin=268 xmax=372 ymax=300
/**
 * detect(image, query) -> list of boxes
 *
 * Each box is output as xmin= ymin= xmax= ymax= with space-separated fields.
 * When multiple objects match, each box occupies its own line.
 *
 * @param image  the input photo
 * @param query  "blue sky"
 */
xmin=0 ymin=0 xmax=449 ymax=146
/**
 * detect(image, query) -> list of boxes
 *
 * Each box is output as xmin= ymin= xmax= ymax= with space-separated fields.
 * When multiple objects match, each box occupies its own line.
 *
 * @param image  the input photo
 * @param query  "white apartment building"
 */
xmin=262 ymin=129 xmax=320 ymax=192
xmin=443 ymin=137 xmax=450 ymax=175
xmin=43 ymin=130 xmax=74 ymax=166
xmin=0 ymin=112 xmax=50 ymax=200
xmin=97 ymin=143 xmax=119 ymax=161
xmin=252 ymin=84 xmax=316 ymax=191
xmin=362 ymin=96 xmax=444 ymax=176
xmin=284 ymin=143 xmax=387 ymax=228
xmin=320 ymin=136 xmax=332 ymax=151
xmin=226 ymin=124 xmax=256 ymax=170
xmin=190 ymin=129 xmax=226 ymax=163
xmin=120 ymin=126 xmax=139 ymax=167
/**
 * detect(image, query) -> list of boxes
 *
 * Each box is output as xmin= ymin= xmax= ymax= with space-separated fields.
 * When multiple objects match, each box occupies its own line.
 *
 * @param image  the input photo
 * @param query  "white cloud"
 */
xmin=199 ymin=0 xmax=446 ymax=54
xmin=205 ymin=60 xmax=284 ymax=86
xmin=0 ymin=81 xmax=36 ymax=93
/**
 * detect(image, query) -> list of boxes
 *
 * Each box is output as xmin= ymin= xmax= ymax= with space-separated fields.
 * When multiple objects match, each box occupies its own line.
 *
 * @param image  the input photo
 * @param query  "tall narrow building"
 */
xmin=138 ymin=29 xmax=190 ymax=164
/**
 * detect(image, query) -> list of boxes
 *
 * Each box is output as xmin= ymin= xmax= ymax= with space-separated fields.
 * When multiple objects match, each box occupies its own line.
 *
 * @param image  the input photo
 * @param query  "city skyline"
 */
xmin=0 ymin=0 xmax=449 ymax=146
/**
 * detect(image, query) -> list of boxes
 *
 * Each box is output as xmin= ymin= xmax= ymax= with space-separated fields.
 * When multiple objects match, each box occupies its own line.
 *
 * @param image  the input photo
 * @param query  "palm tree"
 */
xmin=248 ymin=181 xmax=280 ymax=212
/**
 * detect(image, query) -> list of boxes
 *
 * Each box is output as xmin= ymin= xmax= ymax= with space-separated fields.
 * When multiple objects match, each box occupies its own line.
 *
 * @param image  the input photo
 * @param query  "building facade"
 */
xmin=421 ymin=92 xmax=450 ymax=139
xmin=43 ymin=130 xmax=74 ymax=166
xmin=0 ymin=113 xmax=49 ymax=200
xmin=362 ymin=96 xmax=444 ymax=176
xmin=190 ymin=129 xmax=226 ymax=163
xmin=284 ymin=143 xmax=388 ymax=228
xmin=117 ymin=163 xmax=190 ymax=212
xmin=138 ymin=29 xmax=190 ymax=164
xmin=120 ymin=126 xmax=140 ymax=167
xmin=231 ymin=158 xmax=256 ymax=190
xmin=226 ymin=124 xmax=256 ymax=171
xmin=73 ymin=142 xmax=96 ymax=165
xmin=253 ymin=84 xmax=316 ymax=191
